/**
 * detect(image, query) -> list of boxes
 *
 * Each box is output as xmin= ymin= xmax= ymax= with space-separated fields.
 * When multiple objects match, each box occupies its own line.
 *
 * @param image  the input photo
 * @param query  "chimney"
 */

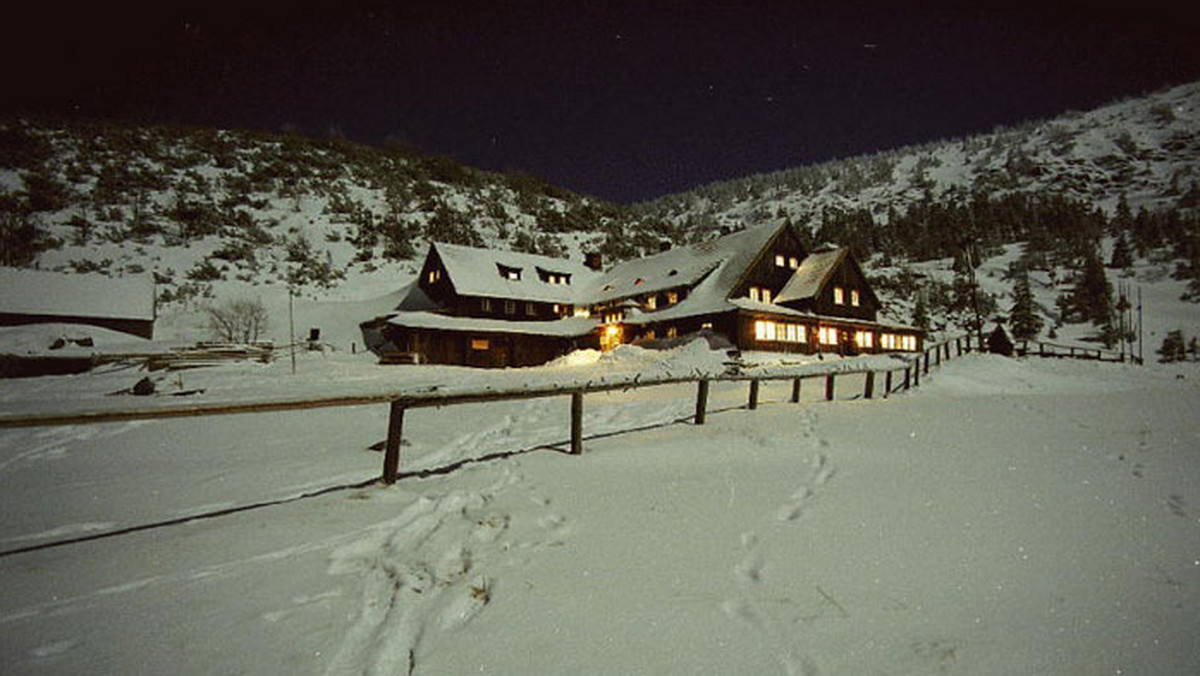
xmin=584 ymin=251 xmax=603 ymax=271
xmin=658 ymin=240 xmax=672 ymax=252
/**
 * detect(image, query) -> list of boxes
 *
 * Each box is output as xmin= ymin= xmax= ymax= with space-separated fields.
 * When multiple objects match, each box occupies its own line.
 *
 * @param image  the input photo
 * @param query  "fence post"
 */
xmin=884 ymin=370 xmax=893 ymax=398
xmin=923 ymin=351 xmax=931 ymax=375
xmin=748 ymin=379 xmax=760 ymax=410
xmin=864 ymin=371 xmax=875 ymax=399
xmin=956 ymin=338 xmax=962 ymax=357
xmin=936 ymin=345 xmax=942 ymax=366
xmin=570 ymin=391 xmax=584 ymax=454
xmin=944 ymin=343 xmax=951 ymax=360
xmin=914 ymin=360 xmax=921 ymax=387
xmin=825 ymin=374 xmax=836 ymax=401
xmin=382 ymin=401 xmax=405 ymax=484
xmin=1039 ymin=342 xmax=1046 ymax=357
xmin=904 ymin=366 xmax=912 ymax=390
xmin=791 ymin=377 xmax=802 ymax=403
xmin=695 ymin=379 xmax=709 ymax=425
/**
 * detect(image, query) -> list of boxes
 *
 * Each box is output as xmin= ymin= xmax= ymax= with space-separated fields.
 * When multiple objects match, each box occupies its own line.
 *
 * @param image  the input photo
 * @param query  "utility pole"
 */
xmin=288 ymin=286 xmax=297 ymax=375
xmin=1137 ymin=285 xmax=1144 ymax=365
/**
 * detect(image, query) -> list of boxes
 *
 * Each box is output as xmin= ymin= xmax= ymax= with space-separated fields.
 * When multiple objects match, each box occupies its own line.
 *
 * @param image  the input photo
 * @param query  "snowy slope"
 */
xmin=0 ymin=352 xmax=1197 ymax=674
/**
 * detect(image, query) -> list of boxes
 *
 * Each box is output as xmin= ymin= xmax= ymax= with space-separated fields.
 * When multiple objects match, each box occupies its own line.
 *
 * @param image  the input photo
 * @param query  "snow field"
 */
xmin=0 ymin=354 xmax=1198 ymax=674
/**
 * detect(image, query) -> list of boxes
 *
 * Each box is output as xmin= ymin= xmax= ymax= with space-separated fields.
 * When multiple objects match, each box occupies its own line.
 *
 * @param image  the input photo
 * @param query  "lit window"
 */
xmin=789 ymin=257 xmax=798 ymax=269
xmin=880 ymin=333 xmax=894 ymax=350
xmin=851 ymin=289 xmax=860 ymax=307
xmin=833 ymin=286 xmax=845 ymax=305
xmin=552 ymin=303 xmax=560 ymax=313
xmin=819 ymin=326 xmax=838 ymax=346
xmin=762 ymin=288 xmax=772 ymax=304
xmin=701 ymin=322 xmax=713 ymax=330
xmin=667 ymin=326 xmax=678 ymax=338
xmin=775 ymin=254 xmax=786 ymax=267
xmin=855 ymin=330 xmax=874 ymax=348
xmin=666 ymin=291 xmax=678 ymax=305
xmin=749 ymin=287 xmax=761 ymax=302
xmin=755 ymin=320 xmax=776 ymax=341
xmin=797 ymin=324 xmax=807 ymax=343
xmin=644 ymin=329 xmax=656 ymax=340
xmin=785 ymin=324 xmax=797 ymax=342
xmin=470 ymin=339 xmax=489 ymax=350
xmin=645 ymin=295 xmax=657 ymax=310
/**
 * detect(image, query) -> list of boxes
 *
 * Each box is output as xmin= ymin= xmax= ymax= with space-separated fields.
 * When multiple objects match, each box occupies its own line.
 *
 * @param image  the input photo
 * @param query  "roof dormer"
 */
xmin=497 ymin=263 xmax=522 ymax=281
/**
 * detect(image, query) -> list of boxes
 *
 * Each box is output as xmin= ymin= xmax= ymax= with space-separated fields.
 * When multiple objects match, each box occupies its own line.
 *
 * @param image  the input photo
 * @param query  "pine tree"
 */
xmin=911 ymin=292 xmax=930 ymax=331
xmin=1157 ymin=330 xmax=1186 ymax=363
xmin=1009 ymin=272 xmax=1043 ymax=341
xmin=1070 ymin=253 xmax=1113 ymax=328
xmin=1109 ymin=231 xmax=1133 ymax=270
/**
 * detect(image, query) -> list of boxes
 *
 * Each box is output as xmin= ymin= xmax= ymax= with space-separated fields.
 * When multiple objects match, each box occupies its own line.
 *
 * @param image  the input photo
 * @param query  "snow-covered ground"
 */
xmin=1 ymin=348 xmax=1198 ymax=675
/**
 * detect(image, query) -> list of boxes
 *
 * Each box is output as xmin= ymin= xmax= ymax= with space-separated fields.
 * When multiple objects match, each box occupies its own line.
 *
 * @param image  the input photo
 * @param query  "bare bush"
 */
xmin=203 ymin=298 xmax=269 ymax=343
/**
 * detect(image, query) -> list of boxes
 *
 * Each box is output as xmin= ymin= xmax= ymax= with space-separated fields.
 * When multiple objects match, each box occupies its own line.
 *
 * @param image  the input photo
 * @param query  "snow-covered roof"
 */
xmin=590 ymin=223 xmax=784 ymax=307
xmin=0 ymin=267 xmax=155 ymax=321
xmin=386 ymin=312 xmax=598 ymax=337
xmin=775 ymin=248 xmax=847 ymax=304
xmin=433 ymin=242 xmax=600 ymax=304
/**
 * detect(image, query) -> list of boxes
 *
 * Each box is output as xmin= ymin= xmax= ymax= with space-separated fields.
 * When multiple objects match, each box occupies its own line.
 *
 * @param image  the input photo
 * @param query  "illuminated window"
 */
xmin=645 ymin=295 xmax=657 ymax=310
xmin=797 ymin=324 xmax=807 ymax=343
xmin=833 ymin=286 xmax=845 ymax=305
xmin=785 ymin=324 xmax=797 ymax=342
xmin=755 ymin=320 xmax=777 ymax=341
xmin=749 ymin=287 xmax=761 ymax=302
xmin=552 ymin=303 xmax=560 ymax=314
xmin=666 ymin=291 xmax=678 ymax=305
xmin=855 ymin=330 xmax=874 ymax=349
xmin=498 ymin=264 xmax=522 ymax=281
xmin=819 ymin=326 xmax=838 ymax=346
xmin=644 ymin=329 xmax=656 ymax=340
xmin=902 ymin=335 xmax=917 ymax=351
xmin=762 ymin=288 xmax=772 ymax=304
xmin=775 ymin=254 xmax=786 ymax=267
xmin=470 ymin=339 xmax=489 ymax=350
xmin=851 ymin=289 xmax=860 ymax=307
xmin=667 ymin=326 xmax=678 ymax=338
xmin=880 ymin=333 xmax=895 ymax=350
xmin=789 ymin=256 xmax=799 ymax=269
xmin=701 ymin=322 xmax=713 ymax=330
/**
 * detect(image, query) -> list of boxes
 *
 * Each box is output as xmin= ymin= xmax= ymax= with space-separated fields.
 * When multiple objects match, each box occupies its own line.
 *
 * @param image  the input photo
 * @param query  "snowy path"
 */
xmin=1 ymin=355 xmax=1198 ymax=674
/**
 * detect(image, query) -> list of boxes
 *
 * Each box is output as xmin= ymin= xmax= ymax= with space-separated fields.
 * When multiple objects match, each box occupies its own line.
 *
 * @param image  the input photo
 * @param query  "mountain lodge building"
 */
xmin=360 ymin=222 xmax=922 ymax=367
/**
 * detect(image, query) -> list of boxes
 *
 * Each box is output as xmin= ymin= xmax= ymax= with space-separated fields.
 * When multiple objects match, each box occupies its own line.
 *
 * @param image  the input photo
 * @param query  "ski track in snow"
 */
xmin=722 ymin=407 xmax=837 ymax=676
xmin=323 ymin=460 xmax=568 ymax=676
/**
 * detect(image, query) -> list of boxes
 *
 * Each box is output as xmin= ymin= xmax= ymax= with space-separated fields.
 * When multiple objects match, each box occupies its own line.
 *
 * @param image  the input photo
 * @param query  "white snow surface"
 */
xmin=1 ymin=350 xmax=1198 ymax=675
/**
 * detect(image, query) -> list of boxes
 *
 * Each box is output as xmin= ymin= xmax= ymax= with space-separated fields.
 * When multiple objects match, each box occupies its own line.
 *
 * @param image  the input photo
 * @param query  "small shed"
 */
xmin=0 ymin=267 xmax=156 ymax=339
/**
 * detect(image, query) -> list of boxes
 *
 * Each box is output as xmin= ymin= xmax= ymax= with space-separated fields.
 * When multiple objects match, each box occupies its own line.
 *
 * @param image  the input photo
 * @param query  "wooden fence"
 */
xmin=1015 ymin=339 xmax=1137 ymax=364
xmin=0 ymin=332 xmax=1131 ymax=484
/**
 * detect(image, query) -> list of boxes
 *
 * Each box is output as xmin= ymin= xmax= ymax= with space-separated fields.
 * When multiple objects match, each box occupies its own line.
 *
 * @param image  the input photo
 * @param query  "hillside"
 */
xmin=2 ymin=82 xmax=1199 ymax=349
xmin=641 ymin=81 xmax=1200 ymax=237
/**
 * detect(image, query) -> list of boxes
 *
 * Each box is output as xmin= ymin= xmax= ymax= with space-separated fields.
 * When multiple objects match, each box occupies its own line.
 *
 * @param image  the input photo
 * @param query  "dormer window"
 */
xmin=833 ymin=286 xmax=845 ymax=305
xmin=427 ymin=268 xmax=441 ymax=284
xmin=775 ymin=254 xmax=786 ymax=267
xmin=537 ymin=267 xmax=572 ymax=285
xmin=666 ymin=291 xmax=678 ymax=305
xmin=789 ymin=256 xmax=798 ymax=269
xmin=749 ymin=286 xmax=772 ymax=303
xmin=498 ymin=264 xmax=522 ymax=281
xmin=645 ymin=295 xmax=657 ymax=310
xmin=851 ymin=289 xmax=860 ymax=307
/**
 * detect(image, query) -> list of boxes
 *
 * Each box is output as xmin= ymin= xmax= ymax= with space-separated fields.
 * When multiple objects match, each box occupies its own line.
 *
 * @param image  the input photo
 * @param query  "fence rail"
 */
xmin=0 ymin=331 xmax=1130 ymax=484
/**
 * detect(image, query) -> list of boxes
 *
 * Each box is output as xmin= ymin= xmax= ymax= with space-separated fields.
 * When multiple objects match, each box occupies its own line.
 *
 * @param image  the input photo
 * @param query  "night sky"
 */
xmin=5 ymin=1 xmax=1199 ymax=204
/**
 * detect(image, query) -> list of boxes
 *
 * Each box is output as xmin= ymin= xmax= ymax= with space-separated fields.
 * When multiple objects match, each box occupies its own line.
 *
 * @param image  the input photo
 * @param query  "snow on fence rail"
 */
xmin=1 ymin=333 xmax=1119 ymax=483
xmin=1015 ymin=339 xmax=1136 ymax=363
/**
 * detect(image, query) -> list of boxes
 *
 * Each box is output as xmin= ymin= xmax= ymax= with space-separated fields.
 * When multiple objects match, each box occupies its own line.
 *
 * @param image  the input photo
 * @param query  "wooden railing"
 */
xmin=1015 ymin=339 xmax=1137 ymax=364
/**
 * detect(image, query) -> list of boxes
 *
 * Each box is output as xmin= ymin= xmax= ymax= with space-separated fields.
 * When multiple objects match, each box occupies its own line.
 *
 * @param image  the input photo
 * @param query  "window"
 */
xmin=851 ymin=289 xmax=860 ymax=307
xmin=818 ymin=326 xmax=838 ymax=346
xmin=552 ymin=303 xmax=560 ymax=314
xmin=498 ymin=264 xmax=522 ymax=281
xmin=796 ymin=324 xmax=807 ymax=343
xmin=504 ymin=300 xmax=516 ymax=314
xmin=470 ymin=339 xmax=489 ymax=351
xmin=525 ymin=302 xmax=536 ymax=316
xmin=880 ymin=333 xmax=896 ymax=350
xmin=666 ymin=326 xmax=678 ymax=339
xmin=666 ymin=291 xmax=678 ymax=305
xmin=749 ymin=286 xmax=772 ymax=303
xmin=645 ymin=295 xmax=657 ymax=310
xmin=789 ymin=256 xmax=799 ymax=269
xmin=644 ymin=329 xmax=656 ymax=340
xmin=481 ymin=298 xmax=493 ymax=312
xmin=902 ymin=335 xmax=917 ymax=351
xmin=762 ymin=288 xmax=772 ymax=304
xmin=785 ymin=323 xmax=797 ymax=343
xmin=749 ymin=287 xmax=760 ymax=302
xmin=755 ymin=320 xmax=777 ymax=341
xmin=833 ymin=286 xmax=845 ymax=305
xmin=855 ymin=330 xmax=874 ymax=349
xmin=701 ymin=322 xmax=713 ymax=330
xmin=775 ymin=254 xmax=786 ymax=267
